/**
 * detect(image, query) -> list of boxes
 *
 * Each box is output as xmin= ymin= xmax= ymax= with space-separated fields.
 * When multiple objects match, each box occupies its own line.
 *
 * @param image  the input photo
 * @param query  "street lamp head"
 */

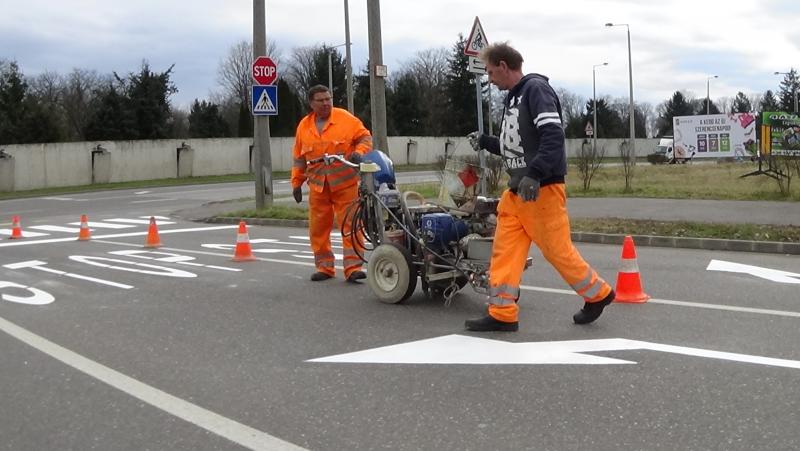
xmin=605 ymin=22 xmax=614 ymax=27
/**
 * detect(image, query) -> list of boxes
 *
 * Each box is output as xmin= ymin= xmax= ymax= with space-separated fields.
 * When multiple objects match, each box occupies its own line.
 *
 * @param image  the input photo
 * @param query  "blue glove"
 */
xmin=516 ymin=176 xmax=540 ymax=202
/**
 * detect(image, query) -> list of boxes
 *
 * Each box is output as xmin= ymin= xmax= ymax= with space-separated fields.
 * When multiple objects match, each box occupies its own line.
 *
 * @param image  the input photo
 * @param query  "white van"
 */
xmin=655 ymin=137 xmax=673 ymax=160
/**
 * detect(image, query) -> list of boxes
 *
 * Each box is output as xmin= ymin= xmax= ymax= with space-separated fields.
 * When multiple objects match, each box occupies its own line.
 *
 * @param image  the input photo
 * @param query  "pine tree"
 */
xmin=442 ymin=34 xmax=478 ymax=136
xmin=760 ymin=90 xmax=781 ymax=113
xmin=656 ymin=91 xmax=694 ymax=137
xmin=731 ymin=92 xmax=752 ymax=113
xmin=188 ymin=100 xmax=230 ymax=138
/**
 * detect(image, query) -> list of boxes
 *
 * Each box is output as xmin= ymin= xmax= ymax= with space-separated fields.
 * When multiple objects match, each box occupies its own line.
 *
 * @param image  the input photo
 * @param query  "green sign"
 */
xmin=762 ymin=112 xmax=800 ymax=155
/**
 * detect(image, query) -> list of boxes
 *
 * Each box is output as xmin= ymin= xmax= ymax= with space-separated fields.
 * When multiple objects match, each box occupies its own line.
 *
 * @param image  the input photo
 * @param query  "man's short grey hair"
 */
xmin=307 ymin=84 xmax=330 ymax=101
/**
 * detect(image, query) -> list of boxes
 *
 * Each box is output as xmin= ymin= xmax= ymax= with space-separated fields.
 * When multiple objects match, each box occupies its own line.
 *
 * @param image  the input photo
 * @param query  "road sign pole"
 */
xmin=253 ymin=0 xmax=273 ymax=209
xmin=475 ymin=74 xmax=486 ymax=196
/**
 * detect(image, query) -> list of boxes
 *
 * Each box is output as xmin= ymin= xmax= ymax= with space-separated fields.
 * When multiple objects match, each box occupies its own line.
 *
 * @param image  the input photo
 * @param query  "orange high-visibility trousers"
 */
xmin=308 ymin=182 xmax=363 ymax=278
xmin=488 ymin=184 xmax=612 ymax=323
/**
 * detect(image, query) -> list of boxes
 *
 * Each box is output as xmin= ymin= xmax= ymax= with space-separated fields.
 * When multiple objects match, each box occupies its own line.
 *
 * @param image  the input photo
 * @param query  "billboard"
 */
xmin=673 ymin=113 xmax=757 ymax=159
xmin=762 ymin=112 xmax=800 ymax=156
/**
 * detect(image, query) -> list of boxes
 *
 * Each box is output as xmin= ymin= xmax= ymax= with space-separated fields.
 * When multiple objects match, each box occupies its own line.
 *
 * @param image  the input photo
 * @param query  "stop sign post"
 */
xmin=252 ymin=56 xmax=277 ymax=85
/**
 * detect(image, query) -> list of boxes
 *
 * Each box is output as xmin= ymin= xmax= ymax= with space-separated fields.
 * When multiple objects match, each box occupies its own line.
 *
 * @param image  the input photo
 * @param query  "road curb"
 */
xmin=203 ymin=216 xmax=799 ymax=255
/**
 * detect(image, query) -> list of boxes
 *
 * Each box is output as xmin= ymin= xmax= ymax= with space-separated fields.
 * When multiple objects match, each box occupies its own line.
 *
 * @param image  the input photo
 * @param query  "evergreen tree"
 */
xmin=731 ymin=92 xmax=752 ymax=113
xmin=352 ymin=65 xmax=372 ymax=130
xmin=442 ymin=34 xmax=479 ymax=136
xmin=656 ymin=91 xmax=694 ymax=137
xmin=389 ymin=71 xmax=423 ymax=136
xmin=84 ymin=83 xmax=136 ymax=140
xmin=0 ymin=60 xmax=61 ymax=144
xmin=760 ymin=90 xmax=781 ymax=112
xmin=269 ymin=78 xmax=304 ymax=137
xmin=188 ymin=100 xmax=230 ymax=138
xmin=697 ymin=98 xmax=721 ymax=115
xmin=776 ymin=68 xmax=799 ymax=113
xmin=237 ymin=102 xmax=253 ymax=138
xmin=122 ymin=62 xmax=178 ymax=139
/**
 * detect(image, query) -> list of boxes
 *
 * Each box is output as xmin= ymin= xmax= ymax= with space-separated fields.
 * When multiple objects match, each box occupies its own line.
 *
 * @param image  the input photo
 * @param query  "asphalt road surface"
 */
xmin=1 ymin=184 xmax=799 ymax=450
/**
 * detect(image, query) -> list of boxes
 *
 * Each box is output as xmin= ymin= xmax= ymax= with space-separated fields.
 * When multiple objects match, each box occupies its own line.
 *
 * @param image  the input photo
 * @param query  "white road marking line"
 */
xmin=519 ymin=285 xmax=800 ymax=319
xmin=41 ymin=197 xmax=88 ymax=201
xmin=1 ymin=228 xmax=51 ymax=237
xmin=106 ymin=218 xmax=176 ymax=225
xmin=29 ymin=225 xmax=81 ymax=233
xmin=140 ymin=215 xmax=172 ymax=220
xmin=0 ymin=225 xmax=239 ymax=248
xmin=134 ymin=191 xmax=151 ymax=194
xmin=68 ymin=221 xmax=135 ymax=229
xmin=0 ymin=315 xmax=306 ymax=451
xmin=130 ymin=198 xmax=179 ymax=204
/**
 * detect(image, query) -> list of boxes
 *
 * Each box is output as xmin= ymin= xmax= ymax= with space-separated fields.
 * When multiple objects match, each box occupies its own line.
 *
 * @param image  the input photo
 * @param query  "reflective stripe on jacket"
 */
xmin=291 ymin=107 xmax=372 ymax=193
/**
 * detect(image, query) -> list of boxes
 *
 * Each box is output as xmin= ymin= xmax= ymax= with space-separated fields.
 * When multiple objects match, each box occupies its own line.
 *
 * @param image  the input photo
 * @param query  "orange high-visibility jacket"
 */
xmin=291 ymin=108 xmax=373 ymax=193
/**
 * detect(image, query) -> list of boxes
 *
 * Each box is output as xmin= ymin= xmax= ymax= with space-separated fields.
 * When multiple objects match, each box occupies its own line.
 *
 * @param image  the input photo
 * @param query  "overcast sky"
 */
xmin=2 ymin=0 xmax=799 ymax=110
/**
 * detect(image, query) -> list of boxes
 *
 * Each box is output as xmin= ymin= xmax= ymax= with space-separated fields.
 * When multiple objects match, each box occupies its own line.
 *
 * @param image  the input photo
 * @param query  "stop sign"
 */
xmin=252 ymin=56 xmax=277 ymax=85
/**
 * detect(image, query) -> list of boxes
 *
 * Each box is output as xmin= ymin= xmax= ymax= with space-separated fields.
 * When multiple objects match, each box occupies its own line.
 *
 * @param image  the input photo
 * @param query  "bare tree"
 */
xmin=556 ymin=87 xmax=585 ymax=131
xmin=403 ymin=48 xmax=450 ymax=135
xmin=716 ymin=96 xmax=732 ymax=115
xmin=748 ymin=92 xmax=763 ymax=113
xmin=619 ymin=140 xmax=635 ymax=192
xmin=60 ymin=69 xmax=106 ymax=141
xmin=576 ymin=140 xmax=606 ymax=191
xmin=285 ymin=45 xmax=322 ymax=100
xmin=217 ymin=39 xmax=280 ymax=109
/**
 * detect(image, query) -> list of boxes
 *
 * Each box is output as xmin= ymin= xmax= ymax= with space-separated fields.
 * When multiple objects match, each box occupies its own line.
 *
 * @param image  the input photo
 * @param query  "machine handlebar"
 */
xmin=307 ymin=153 xmax=359 ymax=169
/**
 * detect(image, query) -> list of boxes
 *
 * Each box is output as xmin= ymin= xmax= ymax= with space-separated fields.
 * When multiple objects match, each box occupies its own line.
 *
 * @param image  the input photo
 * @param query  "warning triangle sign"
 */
xmin=464 ymin=17 xmax=488 ymax=56
xmin=254 ymin=89 xmax=276 ymax=114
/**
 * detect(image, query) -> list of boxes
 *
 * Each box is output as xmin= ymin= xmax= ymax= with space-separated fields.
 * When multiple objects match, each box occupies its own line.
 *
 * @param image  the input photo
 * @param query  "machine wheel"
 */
xmin=367 ymin=243 xmax=418 ymax=304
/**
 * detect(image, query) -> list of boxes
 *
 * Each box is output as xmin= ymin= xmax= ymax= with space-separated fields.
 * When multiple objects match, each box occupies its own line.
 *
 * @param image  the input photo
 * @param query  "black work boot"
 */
xmin=573 ymin=290 xmax=615 ymax=325
xmin=346 ymin=270 xmax=366 ymax=283
xmin=310 ymin=272 xmax=333 ymax=281
xmin=465 ymin=315 xmax=519 ymax=332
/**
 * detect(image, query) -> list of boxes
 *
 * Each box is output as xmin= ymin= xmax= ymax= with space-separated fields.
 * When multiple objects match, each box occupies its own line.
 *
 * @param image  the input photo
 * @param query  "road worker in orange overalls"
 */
xmin=464 ymin=43 xmax=615 ymax=332
xmin=291 ymin=85 xmax=372 ymax=282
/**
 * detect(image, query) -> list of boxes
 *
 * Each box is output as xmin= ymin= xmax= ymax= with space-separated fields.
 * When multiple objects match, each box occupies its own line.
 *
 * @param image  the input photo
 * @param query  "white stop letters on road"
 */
xmin=69 ymin=256 xmax=196 ymax=278
xmin=0 ymin=281 xmax=55 ymax=305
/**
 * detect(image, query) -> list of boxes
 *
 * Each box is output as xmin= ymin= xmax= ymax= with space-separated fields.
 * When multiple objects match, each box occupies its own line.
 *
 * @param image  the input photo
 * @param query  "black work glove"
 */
xmin=348 ymin=152 xmax=363 ymax=164
xmin=516 ymin=176 xmax=540 ymax=202
xmin=292 ymin=187 xmax=303 ymax=203
xmin=467 ymin=131 xmax=481 ymax=151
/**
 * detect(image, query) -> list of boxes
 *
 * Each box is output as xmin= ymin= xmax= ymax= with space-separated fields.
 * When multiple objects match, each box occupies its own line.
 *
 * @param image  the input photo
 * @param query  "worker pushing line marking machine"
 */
xmin=313 ymin=151 xmax=531 ymax=305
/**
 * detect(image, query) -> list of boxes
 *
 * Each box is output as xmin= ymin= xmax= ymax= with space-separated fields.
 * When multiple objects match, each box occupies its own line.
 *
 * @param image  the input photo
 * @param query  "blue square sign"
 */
xmin=252 ymin=85 xmax=278 ymax=116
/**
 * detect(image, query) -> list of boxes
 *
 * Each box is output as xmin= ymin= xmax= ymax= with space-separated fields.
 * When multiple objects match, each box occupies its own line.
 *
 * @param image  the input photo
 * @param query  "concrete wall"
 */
xmin=0 ymin=137 xmax=658 ymax=192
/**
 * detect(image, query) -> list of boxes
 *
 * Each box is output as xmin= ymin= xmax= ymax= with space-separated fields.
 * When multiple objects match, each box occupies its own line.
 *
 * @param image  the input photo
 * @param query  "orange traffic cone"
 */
xmin=615 ymin=235 xmax=649 ymax=303
xmin=231 ymin=220 xmax=257 ymax=262
xmin=144 ymin=216 xmax=162 ymax=248
xmin=77 ymin=214 xmax=91 ymax=241
xmin=9 ymin=215 xmax=23 ymax=239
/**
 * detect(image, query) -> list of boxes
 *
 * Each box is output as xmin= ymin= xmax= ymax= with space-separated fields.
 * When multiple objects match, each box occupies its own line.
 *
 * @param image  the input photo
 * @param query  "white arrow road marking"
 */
xmin=0 ymin=225 xmax=238 ymax=248
xmin=707 ymin=259 xmax=800 ymax=284
xmin=308 ymin=334 xmax=800 ymax=369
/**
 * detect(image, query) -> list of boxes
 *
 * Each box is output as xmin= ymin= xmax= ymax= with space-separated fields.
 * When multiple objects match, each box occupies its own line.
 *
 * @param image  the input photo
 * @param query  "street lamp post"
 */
xmin=592 ymin=62 xmax=608 ymax=154
xmin=343 ymin=0 xmax=354 ymax=113
xmin=706 ymin=75 xmax=718 ymax=115
xmin=605 ymin=23 xmax=635 ymax=160
xmin=774 ymin=71 xmax=798 ymax=113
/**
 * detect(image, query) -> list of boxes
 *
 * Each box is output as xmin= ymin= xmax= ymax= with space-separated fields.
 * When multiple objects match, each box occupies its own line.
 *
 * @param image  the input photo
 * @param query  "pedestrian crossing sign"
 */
xmin=252 ymin=85 xmax=278 ymax=116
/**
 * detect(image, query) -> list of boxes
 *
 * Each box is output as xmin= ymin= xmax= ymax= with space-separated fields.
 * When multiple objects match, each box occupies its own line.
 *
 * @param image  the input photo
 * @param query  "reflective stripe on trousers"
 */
xmin=487 ymin=185 xmax=612 ymax=323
